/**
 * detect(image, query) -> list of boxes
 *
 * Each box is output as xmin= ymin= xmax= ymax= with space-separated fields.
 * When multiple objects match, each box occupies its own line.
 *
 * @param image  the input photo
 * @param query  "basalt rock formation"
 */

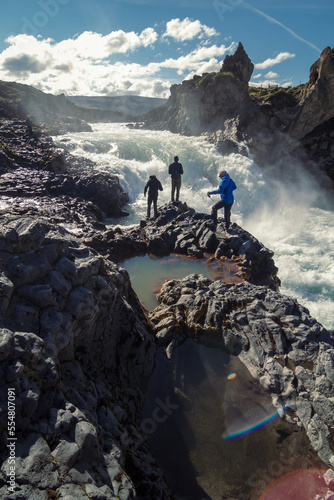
xmin=0 ymin=118 xmax=129 ymax=220
xmin=0 ymin=215 xmax=171 ymax=499
xmin=144 ymin=43 xmax=262 ymax=139
xmin=143 ymin=44 xmax=334 ymax=186
xmin=150 ymin=275 xmax=334 ymax=470
xmin=86 ymin=202 xmax=279 ymax=291
xmin=1 ymin=202 xmax=334 ymax=498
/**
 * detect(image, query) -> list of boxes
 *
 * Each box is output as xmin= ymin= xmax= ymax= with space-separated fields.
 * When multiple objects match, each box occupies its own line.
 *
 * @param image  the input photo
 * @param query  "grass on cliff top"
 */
xmin=249 ymin=83 xmax=307 ymax=105
xmin=193 ymin=71 xmax=238 ymax=88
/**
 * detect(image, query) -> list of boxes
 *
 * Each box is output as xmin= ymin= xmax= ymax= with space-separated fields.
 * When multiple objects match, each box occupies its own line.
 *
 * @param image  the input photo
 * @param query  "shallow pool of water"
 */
xmin=121 ymin=253 xmax=242 ymax=311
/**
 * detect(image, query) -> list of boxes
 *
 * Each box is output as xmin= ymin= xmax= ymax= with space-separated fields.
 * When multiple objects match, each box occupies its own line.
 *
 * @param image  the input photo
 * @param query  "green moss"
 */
xmin=213 ymin=71 xmax=237 ymax=81
xmin=265 ymin=89 xmax=290 ymax=103
xmin=194 ymin=73 xmax=214 ymax=87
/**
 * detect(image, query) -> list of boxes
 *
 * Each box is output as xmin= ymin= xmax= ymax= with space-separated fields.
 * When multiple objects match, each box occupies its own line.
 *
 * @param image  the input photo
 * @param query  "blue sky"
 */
xmin=0 ymin=0 xmax=332 ymax=97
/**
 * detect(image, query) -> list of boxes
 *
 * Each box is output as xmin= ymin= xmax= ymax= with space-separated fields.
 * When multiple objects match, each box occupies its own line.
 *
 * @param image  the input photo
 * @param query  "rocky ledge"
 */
xmin=0 ymin=119 xmax=129 ymax=226
xmin=1 ymin=200 xmax=334 ymax=498
xmin=85 ymin=202 xmax=279 ymax=292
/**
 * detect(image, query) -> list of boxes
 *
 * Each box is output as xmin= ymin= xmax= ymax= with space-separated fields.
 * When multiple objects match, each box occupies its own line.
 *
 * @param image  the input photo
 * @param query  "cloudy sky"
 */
xmin=0 ymin=0 xmax=333 ymax=98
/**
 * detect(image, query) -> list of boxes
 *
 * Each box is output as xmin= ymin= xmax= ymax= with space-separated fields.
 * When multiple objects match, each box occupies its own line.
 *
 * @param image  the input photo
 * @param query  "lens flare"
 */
xmin=227 ymin=372 xmax=237 ymax=380
xmin=258 ymin=468 xmax=327 ymax=500
xmin=222 ymin=404 xmax=282 ymax=440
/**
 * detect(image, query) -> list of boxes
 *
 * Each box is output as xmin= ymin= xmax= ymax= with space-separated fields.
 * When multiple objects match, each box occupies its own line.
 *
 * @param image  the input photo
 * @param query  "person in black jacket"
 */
xmin=168 ymin=155 xmax=183 ymax=202
xmin=144 ymin=175 xmax=163 ymax=218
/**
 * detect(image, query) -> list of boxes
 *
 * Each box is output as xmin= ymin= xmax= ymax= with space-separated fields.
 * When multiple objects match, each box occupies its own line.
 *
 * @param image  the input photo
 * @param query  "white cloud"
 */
xmin=265 ymin=71 xmax=279 ymax=79
xmin=250 ymin=79 xmax=292 ymax=89
xmin=2 ymin=28 xmax=158 ymax=69
xmin=160 ymin=43 xmax=235 ymax=73
xmin=254 ymin=52 xmax=295 ymax=70
xmin=163 ymin=17 xmax=219 ymax=42
xmin=0 ymin=28 xmax=233 ymax=98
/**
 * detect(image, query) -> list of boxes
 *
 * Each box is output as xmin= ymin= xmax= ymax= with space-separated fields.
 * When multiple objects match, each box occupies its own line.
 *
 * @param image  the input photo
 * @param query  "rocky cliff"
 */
xmin=143 ymin=44 xmax=334 ymax=186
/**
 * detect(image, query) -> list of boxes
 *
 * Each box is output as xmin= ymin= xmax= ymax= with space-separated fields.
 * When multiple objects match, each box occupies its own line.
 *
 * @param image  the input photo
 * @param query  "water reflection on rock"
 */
xmin=142 ymin=340 xmax=326 ymax=499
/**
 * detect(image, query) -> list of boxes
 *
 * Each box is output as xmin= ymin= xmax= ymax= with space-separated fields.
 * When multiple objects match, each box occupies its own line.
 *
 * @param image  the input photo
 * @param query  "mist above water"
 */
xmin=55 ymin=123 xmax=334 ymax=330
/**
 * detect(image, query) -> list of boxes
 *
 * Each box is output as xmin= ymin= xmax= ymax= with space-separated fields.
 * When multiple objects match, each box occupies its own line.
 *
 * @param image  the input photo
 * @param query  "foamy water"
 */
xmin=55 ymin=123 xmax=334 ymax=330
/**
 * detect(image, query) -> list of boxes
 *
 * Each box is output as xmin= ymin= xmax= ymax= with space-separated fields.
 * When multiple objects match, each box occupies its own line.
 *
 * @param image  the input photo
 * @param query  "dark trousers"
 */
xmin=147 ymin=195 xmax=158 ymax=218
xmin=171 ymin=178 xmax=181 ymax=201
xmin=211 ymin=200 xmax=233 ymax=228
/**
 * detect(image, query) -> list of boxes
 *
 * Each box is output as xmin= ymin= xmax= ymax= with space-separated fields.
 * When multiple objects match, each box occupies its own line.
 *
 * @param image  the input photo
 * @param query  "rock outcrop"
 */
xmin=0 ymin=215 xmax=171 ymax=499
xmin=0 ymin=119 xmax=129 ymax=219
xmin=84 ymin=202 xmax=279 ymax=292
xmin=288 ymin=47 xmax=334 ymax=140
xmin=144 ymin=43 xmax=263 ymax=137
xmin=143 ymin=44 xmax=334 ymax=186
xmin=220 ymin=42 xmax=254 ymax=89
xmin=150 ymin=275 xmax=334 ymax=469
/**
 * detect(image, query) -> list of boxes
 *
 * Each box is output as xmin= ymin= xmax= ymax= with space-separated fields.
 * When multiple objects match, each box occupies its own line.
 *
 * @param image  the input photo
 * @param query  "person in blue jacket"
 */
xmin=207 ymin=170 xmax=237 ymax=229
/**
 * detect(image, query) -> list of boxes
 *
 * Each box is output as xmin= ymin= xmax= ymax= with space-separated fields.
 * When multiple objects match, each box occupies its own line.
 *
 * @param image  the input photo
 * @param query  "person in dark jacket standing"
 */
xmin=144 ymin=174 xmax=163 ymax=218
xmin=207 ymin=170 xmax=237 ymax=230
xmin=168 ymin=155 xmax=183 ymax=202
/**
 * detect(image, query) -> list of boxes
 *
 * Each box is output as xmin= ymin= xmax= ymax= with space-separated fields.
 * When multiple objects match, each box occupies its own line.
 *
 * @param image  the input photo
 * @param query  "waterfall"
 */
xmin=55 ymin=122 xmax=334 ymax=330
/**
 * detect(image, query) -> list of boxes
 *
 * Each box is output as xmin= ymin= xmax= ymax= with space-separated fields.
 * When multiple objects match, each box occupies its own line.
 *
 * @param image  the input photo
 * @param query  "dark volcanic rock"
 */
xmin=289 ymin=47 xmax=334 ymax=140
xmin=150 ymin=274 xmax=334 ymax=468
xmin=103 ymin=202 xmax=279 ymax=291
xmin=0 ymin=215 xmax=172 ymax=499
xmin=0 ymin=118 xmax=129 ymax=220
xmin=220 ymin=42 xmax=254 ymax=89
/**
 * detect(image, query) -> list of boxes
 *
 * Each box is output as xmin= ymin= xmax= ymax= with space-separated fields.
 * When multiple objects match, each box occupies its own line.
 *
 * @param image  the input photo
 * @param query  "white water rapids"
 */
xmin=55 ymin=123 xmax=334 ymax=330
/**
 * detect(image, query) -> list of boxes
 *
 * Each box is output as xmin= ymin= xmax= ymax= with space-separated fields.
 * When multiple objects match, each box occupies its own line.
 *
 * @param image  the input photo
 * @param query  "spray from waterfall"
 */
xmin=54 ymin=123 xmax=334 ymax=330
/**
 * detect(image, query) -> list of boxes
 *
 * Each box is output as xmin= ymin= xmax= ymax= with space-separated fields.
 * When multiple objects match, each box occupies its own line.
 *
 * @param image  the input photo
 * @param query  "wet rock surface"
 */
xmin=0 ymin=119 xmax=129 ymax=222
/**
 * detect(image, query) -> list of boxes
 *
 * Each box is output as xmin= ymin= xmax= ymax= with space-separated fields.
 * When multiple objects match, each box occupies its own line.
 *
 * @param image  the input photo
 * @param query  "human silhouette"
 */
xmin=168 ymin=155 xmax=183 ymax=202
xmin=144 ymin=174 xmax=163 ymax=218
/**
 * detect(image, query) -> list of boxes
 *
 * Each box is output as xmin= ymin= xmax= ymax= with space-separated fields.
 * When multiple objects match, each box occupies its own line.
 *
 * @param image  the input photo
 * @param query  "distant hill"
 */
xmin=0 ymin=80 xmax=138 ymax=134
xmin=67 ymin=95 xmax=168 ymax=117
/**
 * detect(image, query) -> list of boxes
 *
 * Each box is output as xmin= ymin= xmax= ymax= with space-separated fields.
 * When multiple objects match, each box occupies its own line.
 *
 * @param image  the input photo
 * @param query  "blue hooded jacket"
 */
xmin=210 ymin=173 xmax=237 ymax=203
